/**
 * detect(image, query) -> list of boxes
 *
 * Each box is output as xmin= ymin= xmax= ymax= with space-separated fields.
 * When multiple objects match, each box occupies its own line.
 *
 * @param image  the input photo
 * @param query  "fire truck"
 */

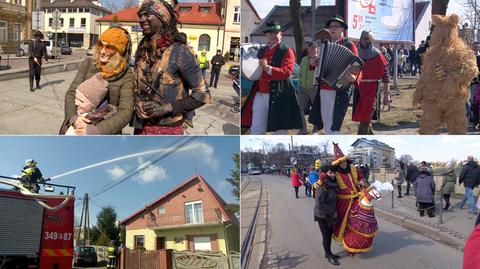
xmin=0 ymin=176 xmax=75 ymax=269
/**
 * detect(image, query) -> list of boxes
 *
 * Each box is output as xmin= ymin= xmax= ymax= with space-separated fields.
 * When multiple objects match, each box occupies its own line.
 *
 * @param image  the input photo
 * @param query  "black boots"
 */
xmin=29 ymin=78 xmax=34 ymax=92
xmin=36 ymin=80 xmax=41 ymax=89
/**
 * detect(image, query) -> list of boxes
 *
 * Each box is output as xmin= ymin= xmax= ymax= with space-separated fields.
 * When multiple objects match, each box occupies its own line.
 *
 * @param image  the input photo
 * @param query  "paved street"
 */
xmin=0 ymin=67 xmax=239 ymax=134
xmin=241 ymin=174 xmax=464 ymax=269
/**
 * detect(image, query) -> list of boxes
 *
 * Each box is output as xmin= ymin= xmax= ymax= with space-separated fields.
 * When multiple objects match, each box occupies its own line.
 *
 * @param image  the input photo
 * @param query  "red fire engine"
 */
xmin=0 ymin=177 xmax=75 ymax=269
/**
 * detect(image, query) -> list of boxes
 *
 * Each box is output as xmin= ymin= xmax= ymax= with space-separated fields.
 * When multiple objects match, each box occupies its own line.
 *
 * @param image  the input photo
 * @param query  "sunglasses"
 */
xmin=96 ymin=40 xmax=117 ymax=54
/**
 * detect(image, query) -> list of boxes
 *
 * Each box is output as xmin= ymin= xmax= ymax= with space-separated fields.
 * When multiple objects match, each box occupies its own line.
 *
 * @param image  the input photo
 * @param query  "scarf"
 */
xmin=359 ymin=42 xmax=380 ymax=61
xmin=99 ymin=59 xmax=126 ymax=79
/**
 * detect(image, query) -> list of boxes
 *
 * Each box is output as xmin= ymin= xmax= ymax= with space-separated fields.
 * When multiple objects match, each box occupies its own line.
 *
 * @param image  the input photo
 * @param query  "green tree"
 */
xmin=225 ymin=153 xmax=240 ymax=200
xmin=93 ymin=206 xmax=120 ymax=245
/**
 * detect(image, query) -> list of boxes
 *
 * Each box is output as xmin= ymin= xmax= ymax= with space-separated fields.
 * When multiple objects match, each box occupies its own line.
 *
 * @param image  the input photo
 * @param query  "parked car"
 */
xmin=60 ymin=45 xmax=72 ymax=55
xmin=228 ymin=64 xmax=239 ymax=77
xmin=42 ymin=40 xmax=61 ymax=58
xmin=73 ymin=246 xmax=98 ymax=267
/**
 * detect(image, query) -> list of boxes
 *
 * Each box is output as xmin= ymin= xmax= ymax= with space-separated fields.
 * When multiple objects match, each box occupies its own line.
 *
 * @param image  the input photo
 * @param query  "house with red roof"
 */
xmin=119 ymin=175 xmax=239 ymax=255
xmin=96 ymin=1 xmax=239 ymax=61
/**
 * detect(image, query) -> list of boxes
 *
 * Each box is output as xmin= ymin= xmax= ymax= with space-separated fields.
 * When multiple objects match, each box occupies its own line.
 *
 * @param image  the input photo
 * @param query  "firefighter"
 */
xmin=21 ymin=159 xmax=46 ymax=193
xmin=107 ymin=240 xmax=117 ymax=269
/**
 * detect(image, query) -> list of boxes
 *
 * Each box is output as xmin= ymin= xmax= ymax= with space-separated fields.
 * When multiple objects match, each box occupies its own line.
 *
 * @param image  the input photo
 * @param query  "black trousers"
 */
xmin=28 ymin=58 xmax=42 ymax=81
xmin=443 ymin=194 xmax=451 ymax=208
xmin=397 ymin=185 xmax=402 ymax=196
xmin=210 ymin=68 xmax=221 ymax=87
xmin=294 ymin=186 xmax=299 ymax=198
xmin=405 ymin=180 xmax=412 ymax=195
xmin=317 ymin=219 xmax=334 ymax=257
xmin=418 ymin=202 xmax=435 ymax=217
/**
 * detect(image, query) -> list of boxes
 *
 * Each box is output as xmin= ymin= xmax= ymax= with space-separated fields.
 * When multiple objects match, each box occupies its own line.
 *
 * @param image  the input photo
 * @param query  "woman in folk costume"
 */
xmin=330 ymin=142 xmax=368 ymax=254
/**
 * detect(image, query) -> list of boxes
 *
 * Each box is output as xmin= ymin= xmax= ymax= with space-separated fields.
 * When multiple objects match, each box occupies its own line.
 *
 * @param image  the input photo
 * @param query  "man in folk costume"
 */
xmin=309 ymin=16 xmax=361 ymax=134
xmin=353 ymin=31 xmax=389 ymax=134
xmin=331 ymin=142 xmax=376 ymax=255
xmin=241 ymin=20 xmax=302 ymax=134
xmin=133 ymin=0 xmax=211 ymax=135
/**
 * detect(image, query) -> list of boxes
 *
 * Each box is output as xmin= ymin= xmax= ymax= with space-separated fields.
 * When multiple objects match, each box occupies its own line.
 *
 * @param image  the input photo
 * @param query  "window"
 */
xmin=59 ymin=18 xmax=64 ymax=27
xmin=157 ymin=205 xmax=165 ymax=214
xmin=60 ymin=8 xmax=66 ymax=12
xmin=185 ymin=201 xmax=203 ymax=224
xmin=199 ymin=7 xmax=210 ymax=13
xmin=68 ymin=8 xmax=74 ymax=13
xmin=193 ymin=236 xmax=211 ymax=251
xmin=134 ymin=235 xmax=144 ymax=247
xmin=69 ymin=18 xmax=74 ymax=27
xmin=179 ymin=6 xmax=191 ymax=13
xmin=48 ymin=18 xmax=53 ymax=27
xmin=81 ymin=18 xmax=86 ymax=28
xmin=233 ymin=6 xmax=240 ymax=23
xmin=84 ymin=8 xmax=89 ymax=13
xmin=198 ymin=34 xmax=210 ymax=52
xmin=13 ymin=23 xmax=21 ymax=41
xmin=79 ymin=8 xmax=84 ymax=12
xmin=0 ymin=21 xmax=6 ymax=42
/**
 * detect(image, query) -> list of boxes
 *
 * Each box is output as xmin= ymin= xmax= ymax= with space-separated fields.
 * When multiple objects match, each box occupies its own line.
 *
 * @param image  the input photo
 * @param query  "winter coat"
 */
xmin=414 ymin=171 xmax=435 ymax=203
xmin=211 ymin=55 xmax=225 ymax=70
xmin=459 ymin=161 xmax=480 ymax=188
xmin=395 ymin=167 xmax=406 ymax=185
xmin=314 ymin=178 xmax=338 ymax=225
xmin=291 ymin=172 xmax=303 ymax=187
xmin=64 ymin=57 xmax=134 ymax=134
xmin=406 ymin=165 xmax=419 ymax=182
xmin=441 ymin=169 xmax=457 ymax=195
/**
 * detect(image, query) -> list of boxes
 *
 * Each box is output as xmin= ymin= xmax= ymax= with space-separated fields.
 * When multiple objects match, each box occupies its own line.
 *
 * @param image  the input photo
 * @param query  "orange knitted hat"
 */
xmin=99 ymin=27 xmax=129 ymax=56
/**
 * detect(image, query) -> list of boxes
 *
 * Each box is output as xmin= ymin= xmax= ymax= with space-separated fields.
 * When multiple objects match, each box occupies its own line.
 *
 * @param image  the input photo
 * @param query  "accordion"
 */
xmin=314 ymin=42 xmax=364 ymax=90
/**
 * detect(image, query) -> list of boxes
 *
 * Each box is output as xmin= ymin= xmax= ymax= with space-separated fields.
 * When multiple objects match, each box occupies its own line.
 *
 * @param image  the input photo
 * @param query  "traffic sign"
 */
xmin=290 ymin=156 xmax=297 ymax=166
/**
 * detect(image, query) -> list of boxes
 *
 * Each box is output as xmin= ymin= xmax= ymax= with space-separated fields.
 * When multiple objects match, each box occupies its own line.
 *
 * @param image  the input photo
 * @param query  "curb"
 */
xmin=0 ymin=59 xmax=83 ymax=81
xmin=375 ymin=208 xmax=465 ymax=252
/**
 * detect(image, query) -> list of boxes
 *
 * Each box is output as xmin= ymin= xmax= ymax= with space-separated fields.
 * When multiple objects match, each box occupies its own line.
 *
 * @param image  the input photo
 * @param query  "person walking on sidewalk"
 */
xmin=209 ymin=49 xmax=225 ymax=89
xmin=414 ymin=162 xmax=436 ymax=218
xmin=394 ymin=161 xmax=406 ymax=198
xmin=291 ymin=168 xmax=304 ymax=198
xmin=459 ymin=156 xmax=480 ymax=215
xmin=441 ymin=161 xmax=457 ymax=211
xmin=28 ymin=31 xmax=48 ymax=92
xmin=314 ymin=164 xmax=340 ymax=266
xmin=297 ymin=42 xmax=319 ymax=134
xmin=405 ymin=161 xmax=418 ymax=196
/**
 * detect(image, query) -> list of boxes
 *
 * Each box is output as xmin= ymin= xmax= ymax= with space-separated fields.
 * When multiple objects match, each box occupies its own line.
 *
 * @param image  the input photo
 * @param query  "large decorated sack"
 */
xmin=342 ymin=181 xmax=393 ymax=253
xmin=413 ymin=14 xmax=479 ymax=134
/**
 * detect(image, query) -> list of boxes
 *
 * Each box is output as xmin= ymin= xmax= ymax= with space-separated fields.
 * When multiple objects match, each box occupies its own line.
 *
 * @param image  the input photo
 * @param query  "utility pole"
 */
xmin=311 ymin=0 xmax=316 ymax=41
xmin=77 ymin=193 xmax=90 ymax=246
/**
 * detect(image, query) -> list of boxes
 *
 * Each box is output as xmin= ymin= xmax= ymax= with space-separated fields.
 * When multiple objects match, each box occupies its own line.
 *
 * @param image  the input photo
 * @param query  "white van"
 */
xmin=41 ymin=40 xmax=61 ymax=58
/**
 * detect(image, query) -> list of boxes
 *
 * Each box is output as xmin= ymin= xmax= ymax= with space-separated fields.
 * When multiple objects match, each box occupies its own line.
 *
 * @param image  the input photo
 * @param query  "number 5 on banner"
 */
xmin=353 ymin=15 xmax=358 ymax=29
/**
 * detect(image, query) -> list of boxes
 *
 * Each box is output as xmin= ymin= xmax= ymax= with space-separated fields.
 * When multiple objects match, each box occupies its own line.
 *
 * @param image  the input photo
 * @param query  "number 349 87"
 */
xmin=44 ymin=232 xmax=72 ymax=241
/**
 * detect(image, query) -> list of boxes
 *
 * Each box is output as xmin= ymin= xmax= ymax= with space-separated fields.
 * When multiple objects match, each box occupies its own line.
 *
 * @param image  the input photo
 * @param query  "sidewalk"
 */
xmin=375 ymin=191 xmax=477 ymax=251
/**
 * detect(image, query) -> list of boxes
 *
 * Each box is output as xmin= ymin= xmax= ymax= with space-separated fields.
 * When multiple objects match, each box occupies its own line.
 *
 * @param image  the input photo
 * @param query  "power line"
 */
xmin=89 ymin=136 xmax=197 ymax=199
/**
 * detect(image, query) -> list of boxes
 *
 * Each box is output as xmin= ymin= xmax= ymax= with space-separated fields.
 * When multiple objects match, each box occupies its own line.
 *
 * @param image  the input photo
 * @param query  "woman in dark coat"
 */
xmin=314 ymin=164 xmax=340 ymax=266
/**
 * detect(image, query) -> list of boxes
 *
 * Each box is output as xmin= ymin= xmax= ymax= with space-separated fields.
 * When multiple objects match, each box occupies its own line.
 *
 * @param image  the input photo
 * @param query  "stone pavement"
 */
xmin=0 ymin=69 xmax=239 ymax=135
xmin=375 ymin=190 xmax=478 ymax=251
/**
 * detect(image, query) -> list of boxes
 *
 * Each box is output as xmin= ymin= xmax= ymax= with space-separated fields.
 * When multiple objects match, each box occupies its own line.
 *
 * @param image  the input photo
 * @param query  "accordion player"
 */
xmin=313 ymin=41 xmax=364 ymax=90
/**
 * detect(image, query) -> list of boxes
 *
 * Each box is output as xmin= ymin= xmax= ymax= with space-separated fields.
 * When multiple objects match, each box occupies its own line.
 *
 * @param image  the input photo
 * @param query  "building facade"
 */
xmin=120 ymin=175 xmax=239 ymax=255
xmin=240 ymin=0 xmax=261 ymax=44
xmin=222 ymin=0 xmax=240 ymax=60
xmin=349 ymin=138 xmax=396 ymax=169
xmin=0 ymin=0 xmax=32 ymax=54
xmin=41 ymin=0 xmax=111 ymax=48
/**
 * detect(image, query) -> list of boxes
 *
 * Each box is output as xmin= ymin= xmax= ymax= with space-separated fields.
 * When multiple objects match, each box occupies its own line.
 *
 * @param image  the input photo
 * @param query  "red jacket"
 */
xmin=291 ymin=172 xmax=303 ymax=187
xmin=464 ymin=224 xmax=480 ymax=269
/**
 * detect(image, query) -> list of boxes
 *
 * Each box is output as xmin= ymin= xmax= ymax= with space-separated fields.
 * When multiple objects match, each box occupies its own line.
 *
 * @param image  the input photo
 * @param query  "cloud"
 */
xmin=106 ymin=166 xmax=127 ymax=180
xmin=135 ymin=157 xmax=168 ymax=183
xmin=175 ymin=141 xmax=220 ymax=172
xmin=218 ymin=180 xmax=230 ymax=190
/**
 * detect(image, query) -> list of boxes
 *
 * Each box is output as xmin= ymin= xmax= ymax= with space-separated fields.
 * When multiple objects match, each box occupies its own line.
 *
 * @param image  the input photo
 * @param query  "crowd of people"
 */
xmin=240 ymin=15 xmax=480 ymax=135
xmin=285 ymin=149 xmax=480 ymax=266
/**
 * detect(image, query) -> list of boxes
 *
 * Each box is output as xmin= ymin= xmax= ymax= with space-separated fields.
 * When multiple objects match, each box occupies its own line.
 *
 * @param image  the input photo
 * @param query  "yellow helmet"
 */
xmin=315 ymin=159 xmax=321 ymax=170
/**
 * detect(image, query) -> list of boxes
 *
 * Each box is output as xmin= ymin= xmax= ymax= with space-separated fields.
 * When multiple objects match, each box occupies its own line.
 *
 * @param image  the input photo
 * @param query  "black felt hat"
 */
xmin=326 ymin=15 xmax=348 ymax=30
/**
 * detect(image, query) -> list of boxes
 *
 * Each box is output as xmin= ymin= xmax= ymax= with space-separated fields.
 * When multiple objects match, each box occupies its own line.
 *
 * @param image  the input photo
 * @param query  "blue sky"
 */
xmin=241 ymin=135 xmax=480 ymax=163
xmin=250 ymin=0 xmax=466 ymax=19
xmin=0 ymin=136 xmax=239 ymax=224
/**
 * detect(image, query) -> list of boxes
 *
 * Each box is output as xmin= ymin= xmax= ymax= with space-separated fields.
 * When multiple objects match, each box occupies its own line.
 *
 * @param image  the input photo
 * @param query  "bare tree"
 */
xmin=462 ymin=0 xmax=480 ymax=29
xmin=289 ymin=0 xmax=304 ymax=63
xmin=103 ymin=0 xmax=137 ymax=12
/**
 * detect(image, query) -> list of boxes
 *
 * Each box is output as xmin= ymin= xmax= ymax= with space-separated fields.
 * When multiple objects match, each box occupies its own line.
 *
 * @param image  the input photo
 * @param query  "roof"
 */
xmin=96 ymin=3 xmax=223 ymax=25
xmin=119 ymin=175 xmax=237 ymax=226
xmin=96 ymin=6 xmax=138 ymax=22
xmin=351 ymin=138 xmax=394 ymax=150
xmin=41 ymin=0 xmax=111 ymax=14
xmin=251 ymin=5 xmax=336 ymax=36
